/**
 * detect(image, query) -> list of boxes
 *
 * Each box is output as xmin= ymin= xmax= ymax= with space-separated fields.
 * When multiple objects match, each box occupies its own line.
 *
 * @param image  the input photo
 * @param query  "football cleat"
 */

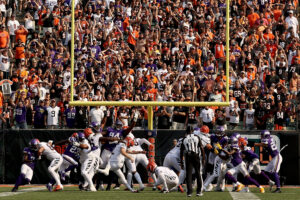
xmin=113 ymin=185 xmax=120 ymax=190
xmin=241 ymin=187 xmax=249 ymax=193
xmin=131 ymin=189 xmax=139 ymax=193
xmin=152 ymin=187 xmax=157 ymax=191
xmin=260 ymin=187 xmax=265 ymax=193
xmin=272 ymin=188 xmax=282 ymax=193
xmin=53 ymin=185 xmax=63 ymax=192
xmin=89 ymin=185 xmax=97 ymax=192
xmin=236 ymin=184 xmax=244 ymax=192
xmin=269 ymin=180 xmax=275 ymax=191
xmin=11 ymin=187 xmax=18 ymax=192
xmin=187 ymin=194 xmax=192 ymax=197
xmin=139 ymin=185 xmax=145 ymax=191
xmin=178 ymin=185 xmax=184 ymax=193
xmin=196 ymin=192 xmax=204 ymax=196
xmin=161 ymin=189 xmax=169 ymax=193
xmin=46 ymin=183 xmax=53 ymax=192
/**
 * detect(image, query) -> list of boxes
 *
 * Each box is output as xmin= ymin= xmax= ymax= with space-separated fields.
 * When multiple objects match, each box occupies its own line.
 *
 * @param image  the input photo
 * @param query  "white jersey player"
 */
xmin=147 ymin=162 xmax=180 ymax=193
xmin=73 ymin=132 xmax=99 ymax=192
xmin=109 ymin=138 xmax=139 ymax=193
xmin=37 ymin=140 xmax=63 ymax=191
xmin=163 ymin=138 xmax=185 ymax=190
xmin=84 ymin=128 xmax=103 ymax=169
xmin=125 ymin=137 xmax=153 ymax=190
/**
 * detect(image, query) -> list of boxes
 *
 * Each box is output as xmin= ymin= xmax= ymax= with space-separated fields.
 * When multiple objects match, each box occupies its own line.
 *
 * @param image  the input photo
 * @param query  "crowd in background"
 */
xmin=0 ymin=0 xmax=299 ymax=130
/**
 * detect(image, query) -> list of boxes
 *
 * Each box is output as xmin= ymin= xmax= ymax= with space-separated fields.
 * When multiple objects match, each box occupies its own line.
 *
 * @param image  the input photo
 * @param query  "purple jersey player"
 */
xmin=53 ymin=133 xmax=80 ymax=182
xmin=223 ymin=137 xmax=265 ymax=193
xmin=256 ymin=130 xmax=282 ymax=193
xmin=12 ymin=139 xmax=39 ymax=192
xmin=239 ymin=137 xmax=274 ymax=192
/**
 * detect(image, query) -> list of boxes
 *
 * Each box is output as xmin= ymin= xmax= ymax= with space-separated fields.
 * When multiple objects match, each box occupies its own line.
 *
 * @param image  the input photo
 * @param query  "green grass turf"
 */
xmin=0 ymin=186 xmax=300 ymax=200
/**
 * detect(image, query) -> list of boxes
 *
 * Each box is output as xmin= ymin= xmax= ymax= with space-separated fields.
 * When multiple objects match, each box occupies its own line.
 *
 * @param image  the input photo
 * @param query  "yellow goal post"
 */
xmin=69 ymin=0 xmax=231 ymax=130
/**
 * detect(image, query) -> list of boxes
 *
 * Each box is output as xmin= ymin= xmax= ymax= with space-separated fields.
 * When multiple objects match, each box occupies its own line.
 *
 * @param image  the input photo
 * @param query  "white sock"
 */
xmin=204 ymin=174 xmax=217 ymax=188
xmin=127 ymin=172 xmax=133 ymax=186
xmin=114 ymin=169 xmax=132 ymax=191
xmin=134 ymin=172 xmax=143 ymax=187
xmin=179 ymin=169 xmax=186 ymax=185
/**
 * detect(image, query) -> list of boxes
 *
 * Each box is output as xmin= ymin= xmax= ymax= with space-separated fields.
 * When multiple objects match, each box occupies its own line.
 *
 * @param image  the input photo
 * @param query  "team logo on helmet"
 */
xmin=147 ymin=161 xmax=157 ymax=173
xmin=200 ymin=125 xmax=210 ymax=134
xmin=84 ymin=128 xmax=93 ymax=138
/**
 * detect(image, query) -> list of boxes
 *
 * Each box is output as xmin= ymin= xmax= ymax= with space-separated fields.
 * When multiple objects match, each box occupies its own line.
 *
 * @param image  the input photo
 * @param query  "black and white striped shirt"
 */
xmin=182 ymin=134 xmax=202 ymax=155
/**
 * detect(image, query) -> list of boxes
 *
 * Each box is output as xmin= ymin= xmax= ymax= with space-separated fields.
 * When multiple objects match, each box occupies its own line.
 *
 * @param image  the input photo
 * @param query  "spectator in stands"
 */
xmin=0 ymin=0 xmax=298 ymax=131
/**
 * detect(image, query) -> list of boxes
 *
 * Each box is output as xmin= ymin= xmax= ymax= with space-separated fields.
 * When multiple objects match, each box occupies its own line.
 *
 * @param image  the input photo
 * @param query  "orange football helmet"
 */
xmin=200 ymin=125 xmax=210 ymax=134
xmin=125 ymin=137 xmax=134 ymax=147
xmin=147 ymin=161 xmax=157 ymax=173
xmin=84 ymin=128 xmax=93 ymax=138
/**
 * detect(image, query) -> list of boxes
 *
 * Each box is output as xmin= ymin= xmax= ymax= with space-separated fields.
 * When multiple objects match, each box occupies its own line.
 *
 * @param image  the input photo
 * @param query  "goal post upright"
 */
xmin=69 ymin=0 xmax=230 ymax=182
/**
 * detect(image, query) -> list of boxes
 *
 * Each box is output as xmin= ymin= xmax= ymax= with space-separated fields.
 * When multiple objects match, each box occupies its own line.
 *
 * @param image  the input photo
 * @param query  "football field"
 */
xmin=0 ymin=185 xmax=299 ymax=200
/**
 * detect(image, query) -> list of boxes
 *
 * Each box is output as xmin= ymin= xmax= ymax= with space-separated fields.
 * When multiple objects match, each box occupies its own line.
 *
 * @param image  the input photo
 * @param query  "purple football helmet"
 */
xmin=261 ymin=130 xmax=271 ymax=139
xmin=78 ymin=132 xmax=85 ymax=141
xmin=29 ymin=139 xmax=40 ymax=150
xmin=232 ymin=132 xmax=241 ymax=139
xmin=215 ymin=126 xmax=225 ymax=136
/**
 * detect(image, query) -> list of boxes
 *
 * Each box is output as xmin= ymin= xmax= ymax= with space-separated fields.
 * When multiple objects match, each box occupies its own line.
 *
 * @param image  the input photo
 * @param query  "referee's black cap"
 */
xmin=186 ymin=126 xmax=194 ymax=134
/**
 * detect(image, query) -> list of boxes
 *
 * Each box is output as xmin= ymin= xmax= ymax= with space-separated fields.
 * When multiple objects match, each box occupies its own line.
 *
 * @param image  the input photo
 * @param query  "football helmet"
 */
xmin=147 ymin=161 xmax=157 ymax=173
xmin=230 ymin=136 xmax=239 ymax=147
xmin=29 ymin=139 xmax=40 ymax=151
xmin=78 ymin=132 xmax=85 ymax=141
xmin=232 ymin=132 xmax=241 ymax=139
xmin=72 ymin=132 xmax=78 ymax=138
xmin=115 ymin=120 xmax=123 ymax=130
xmin=125 ymin=137 xmax=134 ymax=147
xmin=215 ymin=126 xmax=225 ymax=137
xmin=200 ymin=125 xmax=210 ymax=134
xmin=238 ymin=137 xmax=248 ymax=147
xmin=84 ymin=128 xmax=93 ymax=138
xmin=261 ymin=130 xmax=270 ymax=139
xmin=90 ymin=122 xmax=100 ymax=128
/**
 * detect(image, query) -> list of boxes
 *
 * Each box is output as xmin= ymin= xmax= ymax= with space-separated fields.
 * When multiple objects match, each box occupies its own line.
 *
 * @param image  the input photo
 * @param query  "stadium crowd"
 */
xmin=0 ymin=0 xmax=299 ymax=130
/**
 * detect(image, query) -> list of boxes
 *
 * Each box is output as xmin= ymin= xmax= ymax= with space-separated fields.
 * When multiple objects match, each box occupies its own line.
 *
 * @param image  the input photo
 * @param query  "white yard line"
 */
xmin=0 ymin=187 xmax=45 ymax=198
xmin=228 ymin=186 xmax=261 ymax=200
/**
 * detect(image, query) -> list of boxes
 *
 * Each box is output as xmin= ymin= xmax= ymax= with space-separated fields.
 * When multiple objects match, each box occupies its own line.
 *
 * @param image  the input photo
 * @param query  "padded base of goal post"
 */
xmin=148 ymin=137 xmax=155 ymax=184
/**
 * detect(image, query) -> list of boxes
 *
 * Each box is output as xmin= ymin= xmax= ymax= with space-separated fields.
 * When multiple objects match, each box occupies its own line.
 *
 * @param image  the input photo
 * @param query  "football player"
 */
xmin=163 ymin=137 xmax=185 ymax=191
xmin=54 ymin=133 xmax=80 ymax=181
xmin=203 ymin=136 xmax=230 ymax=192
xmin=239 ymin=137 xmax=275 ymax=192
xmin=256 ymin=130 xmax=282 ymax=193
xmin=12 ymin=139 xmax=39 ymax=192
xmin=98 ymin=111 xmax=139 ymax=190
xmin=147 ymin=161 xmax=180 ymax=193
xmin=109 ymin=137 xmax=143 ymax=192
xmin=125 ymin=136 xmax=154 ymax=191
xmin=73 ymin=132 xmax=99 ymax=191
xmin=223 ymin=137 xmax=265 ymax=193
xmin=37 ymin=140 xmax=64 ymax=191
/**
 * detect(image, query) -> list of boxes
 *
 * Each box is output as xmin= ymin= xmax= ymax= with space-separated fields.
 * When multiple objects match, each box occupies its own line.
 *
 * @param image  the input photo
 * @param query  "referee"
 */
xmin=180 ymin=126 xmax=205 ymax=197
